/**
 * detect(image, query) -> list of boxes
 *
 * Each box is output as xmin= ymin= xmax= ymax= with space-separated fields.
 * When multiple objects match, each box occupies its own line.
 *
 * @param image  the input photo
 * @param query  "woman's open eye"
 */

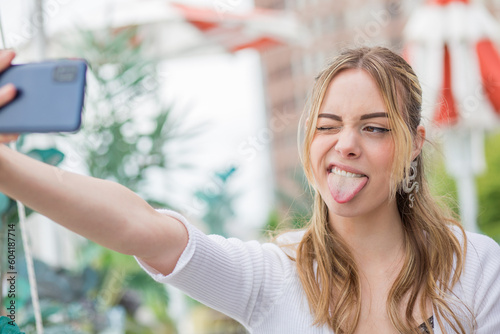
xmin=363 ymin=126 xmax=391 ymax=133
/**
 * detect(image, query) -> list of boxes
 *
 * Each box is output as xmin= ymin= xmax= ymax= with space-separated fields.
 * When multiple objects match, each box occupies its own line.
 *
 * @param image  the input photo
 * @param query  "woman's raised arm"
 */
xmin=0 ymin=50 xmax=187 ymax=276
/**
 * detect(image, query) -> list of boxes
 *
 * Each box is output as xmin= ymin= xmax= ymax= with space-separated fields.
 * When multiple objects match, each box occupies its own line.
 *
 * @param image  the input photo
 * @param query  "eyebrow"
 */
xmin=360 ymin=112 xmax=389 ymax=120
xmin=318 ymin=112 xmax=388 ymax=121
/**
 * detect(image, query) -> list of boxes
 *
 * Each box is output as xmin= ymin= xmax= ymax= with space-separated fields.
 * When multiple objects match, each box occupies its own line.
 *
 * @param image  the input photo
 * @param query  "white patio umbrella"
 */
xmin=404 ymin=0 xmax=500 ymax=232
xmin=19 ymin=0 xmax=305 ymax=59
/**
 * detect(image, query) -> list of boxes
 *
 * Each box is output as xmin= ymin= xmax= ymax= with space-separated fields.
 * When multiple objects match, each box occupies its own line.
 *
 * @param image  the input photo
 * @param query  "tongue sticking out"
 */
xmin=328 ymin=172 xmax=368 ymax=203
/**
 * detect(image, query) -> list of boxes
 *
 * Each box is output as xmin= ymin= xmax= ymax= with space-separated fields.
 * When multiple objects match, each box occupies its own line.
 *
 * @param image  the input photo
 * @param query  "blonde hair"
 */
xmin=296 ymin=46 xmax=472 ymax=333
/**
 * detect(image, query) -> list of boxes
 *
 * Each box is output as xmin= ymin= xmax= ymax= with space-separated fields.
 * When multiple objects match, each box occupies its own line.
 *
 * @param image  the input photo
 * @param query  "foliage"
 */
xmin=266 ymin=168 xmax=313 ymax=234
xmin=2 ymin=26 xmax=197 ymax=333
xmin=0 ymin=316 xmax=25 ymax=334
xmin=13 ymin=257 xmax=99 ymax=332
xmin=425 ymin=145 xmax=459 ymax=215
xmin=194 ymin=166 xmax=238 ymax=236
xmin=263 ymin=209 xmax=280 ymax=236
xmin=0 ymin=136 xmax=65 ymax=322
xmin=425 ymin=132 xmax=500 ymax=243
xmin=56 ymin=26 xmax=196 ymax=332
xmin=476 ymin=131 xmax=500 ymax=242
xmin=67 ymin=28 xmax=200 ymax=203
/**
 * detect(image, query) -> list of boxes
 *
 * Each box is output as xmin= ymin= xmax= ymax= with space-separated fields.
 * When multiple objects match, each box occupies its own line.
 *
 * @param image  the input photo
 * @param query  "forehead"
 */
xmin=318 ymin=69 xmax=387 ymax=120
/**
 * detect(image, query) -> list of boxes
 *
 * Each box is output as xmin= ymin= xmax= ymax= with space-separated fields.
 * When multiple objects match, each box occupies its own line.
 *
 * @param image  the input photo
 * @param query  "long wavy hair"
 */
xmin=296 ymin=46 xmax=472 ymax=333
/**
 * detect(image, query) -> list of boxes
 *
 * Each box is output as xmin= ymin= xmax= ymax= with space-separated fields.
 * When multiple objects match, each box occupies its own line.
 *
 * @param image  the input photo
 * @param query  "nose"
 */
xmin=334 ymin=128 xmax=361 ymax=158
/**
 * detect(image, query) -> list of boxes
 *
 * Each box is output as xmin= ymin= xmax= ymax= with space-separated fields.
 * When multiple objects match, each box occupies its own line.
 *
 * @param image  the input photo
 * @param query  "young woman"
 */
xmin=1 ymin=47 xmax=499 ymax=333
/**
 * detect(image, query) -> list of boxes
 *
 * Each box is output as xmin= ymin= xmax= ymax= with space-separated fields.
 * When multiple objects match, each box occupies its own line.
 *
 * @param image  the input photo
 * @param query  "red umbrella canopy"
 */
xmin=428 ymin=0 xmax=469 ymax=4
xmin=171 ymin=3 xmax=300 ymax=53
xmin=476 ymin=40 xmax=500 ymax=116
xmin=404 ymin=0 xmax=500 ymax=129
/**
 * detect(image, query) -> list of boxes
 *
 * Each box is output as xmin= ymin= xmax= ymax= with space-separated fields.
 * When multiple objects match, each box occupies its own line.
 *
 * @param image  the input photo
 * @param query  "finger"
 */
xmin=0 ymin=83 xmax=16 ymax=108
xmin=0 ymin=50 xmax=16 ymax=72
xmin=0 ymin=134 xmax=19 ymax=143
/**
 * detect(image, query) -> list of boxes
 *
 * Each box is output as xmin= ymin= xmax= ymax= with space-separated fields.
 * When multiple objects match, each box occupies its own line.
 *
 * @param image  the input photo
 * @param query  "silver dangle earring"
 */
xmin=402 ymin=160 xmax=419 ymax=208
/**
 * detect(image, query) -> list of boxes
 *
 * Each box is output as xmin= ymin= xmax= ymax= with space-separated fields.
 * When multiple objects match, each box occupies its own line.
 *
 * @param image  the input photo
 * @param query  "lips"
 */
xmin=327 ymin=163 xmax=367 ymax=177
xmin=327 ymin=164 xmax=369 ymax=203
xmin=329 ymin=166 xmax=366 ymax=178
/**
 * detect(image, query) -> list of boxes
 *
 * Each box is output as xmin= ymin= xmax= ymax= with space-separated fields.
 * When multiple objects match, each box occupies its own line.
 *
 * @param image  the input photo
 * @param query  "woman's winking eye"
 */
xmin=316 ymin=126 xmax=340 ymax=132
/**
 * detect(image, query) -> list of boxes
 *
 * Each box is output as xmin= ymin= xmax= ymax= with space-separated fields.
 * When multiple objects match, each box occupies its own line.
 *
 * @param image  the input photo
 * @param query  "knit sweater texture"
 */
xmin=135 ymin=209 xmax=500 ymax=333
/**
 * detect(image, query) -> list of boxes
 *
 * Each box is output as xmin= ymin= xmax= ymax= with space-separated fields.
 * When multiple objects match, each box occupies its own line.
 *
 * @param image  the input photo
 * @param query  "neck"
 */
xmin=328 ymin=202 xmax=405 ymax=267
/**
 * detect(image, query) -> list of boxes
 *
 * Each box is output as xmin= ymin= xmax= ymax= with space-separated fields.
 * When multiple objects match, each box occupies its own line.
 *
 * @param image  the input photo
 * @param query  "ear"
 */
xmin=411 ymin=125 xmax=426 ymax=161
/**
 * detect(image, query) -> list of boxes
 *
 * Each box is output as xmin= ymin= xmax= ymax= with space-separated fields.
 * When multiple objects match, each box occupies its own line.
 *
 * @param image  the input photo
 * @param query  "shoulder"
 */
xmin=463 ymin=231 xmax=500 ymax=280
xmin=447 ymin=225 xmax=500 ymax=271
xmin=458 ymin=231 xmax=500 ymax=330
xmin=461 ymin=229 xmax=500 ymax=264
xmin=450 ymin=227 xmax=500 ymax=297
xmin=275 ymin=229 xmax=306 ymax=245
xmin=447 ymin=224 xmax=500 ymax=259
xmin=271 ymin=229 xmax=306 ymax=259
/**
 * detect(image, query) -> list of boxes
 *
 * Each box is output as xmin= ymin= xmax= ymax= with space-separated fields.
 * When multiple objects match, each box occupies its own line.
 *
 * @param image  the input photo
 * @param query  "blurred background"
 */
xmin=0 ymin=0 xmax=499 ymax=333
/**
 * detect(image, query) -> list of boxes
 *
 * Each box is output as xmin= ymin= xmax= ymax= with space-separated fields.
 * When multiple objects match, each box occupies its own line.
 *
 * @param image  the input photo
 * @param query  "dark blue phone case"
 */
xmin=0 ymin=59 xmax=87 ymax=133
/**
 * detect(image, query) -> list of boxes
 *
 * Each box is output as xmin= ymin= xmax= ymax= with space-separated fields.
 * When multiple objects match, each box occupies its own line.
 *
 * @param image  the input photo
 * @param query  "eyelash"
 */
xmin=364 ymin=126 xmax=391 ymax=133
xmin=316 ymin=126 xmax=391 ymax=133
xmin=316 ymin=126 xmax=340 ymax=132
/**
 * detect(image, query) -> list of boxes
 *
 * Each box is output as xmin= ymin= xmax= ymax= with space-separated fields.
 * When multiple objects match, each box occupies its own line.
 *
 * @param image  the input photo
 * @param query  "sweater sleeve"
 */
xmin=462 ymin=232 xmax=500 ymax=333
xmin=134 ymin=209 xmax=294 ymax=329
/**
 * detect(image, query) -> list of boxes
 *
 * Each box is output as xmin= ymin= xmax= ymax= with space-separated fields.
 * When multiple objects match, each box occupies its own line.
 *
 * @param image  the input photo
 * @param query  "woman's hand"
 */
xmin=0 ymin=133 xmax=19 ymax=143
xmin=0 ymin=50 xmax=18 ymax=143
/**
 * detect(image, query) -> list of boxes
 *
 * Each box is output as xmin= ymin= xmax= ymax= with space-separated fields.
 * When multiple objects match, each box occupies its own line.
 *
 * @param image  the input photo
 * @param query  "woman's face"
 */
xmin=310 ymin=69 xmax=397 ymax=219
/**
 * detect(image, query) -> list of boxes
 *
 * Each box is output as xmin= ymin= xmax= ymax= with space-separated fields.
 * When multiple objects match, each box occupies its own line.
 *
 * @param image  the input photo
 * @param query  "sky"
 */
xmin=0 ymin=0 xmax=274 ymax=239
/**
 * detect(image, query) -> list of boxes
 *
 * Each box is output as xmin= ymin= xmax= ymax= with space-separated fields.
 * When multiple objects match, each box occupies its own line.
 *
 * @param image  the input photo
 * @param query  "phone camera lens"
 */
xmin=53 ymin=65 xmax=78 ymax=82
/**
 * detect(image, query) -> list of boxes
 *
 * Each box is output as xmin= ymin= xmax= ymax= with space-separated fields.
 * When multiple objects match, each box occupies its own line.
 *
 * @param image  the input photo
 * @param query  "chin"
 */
xmin=326 ymin=194 xmax=392 ymax=219
xmin=326 ymin=198 xmax=368 ymax=218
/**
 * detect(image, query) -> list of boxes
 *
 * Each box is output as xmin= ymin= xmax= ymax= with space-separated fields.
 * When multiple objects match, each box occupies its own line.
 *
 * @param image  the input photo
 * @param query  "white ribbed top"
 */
xmin=135 ymin=209 xmax=500 ymax=333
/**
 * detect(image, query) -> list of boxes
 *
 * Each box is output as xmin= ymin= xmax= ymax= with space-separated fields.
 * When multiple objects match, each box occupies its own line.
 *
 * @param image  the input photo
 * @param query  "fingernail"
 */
xmin=0 ymin=83 xmax=15 ymax=93
xmin=0 ymin=49 xmax=15 ymax=59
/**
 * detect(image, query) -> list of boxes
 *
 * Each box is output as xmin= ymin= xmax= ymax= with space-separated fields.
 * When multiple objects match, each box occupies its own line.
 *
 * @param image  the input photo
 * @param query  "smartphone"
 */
xmin=0 ymin=59 xmax=87 ymax=133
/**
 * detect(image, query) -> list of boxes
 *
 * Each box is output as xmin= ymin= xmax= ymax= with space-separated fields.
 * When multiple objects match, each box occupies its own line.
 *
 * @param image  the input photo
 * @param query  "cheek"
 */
xmin=308 ymin=137 xmax=329 ymax=187
xmin=369 ymin=140 xmax=395 ymax=176
xmin=309 ymin=136 xmax=330 ymax=167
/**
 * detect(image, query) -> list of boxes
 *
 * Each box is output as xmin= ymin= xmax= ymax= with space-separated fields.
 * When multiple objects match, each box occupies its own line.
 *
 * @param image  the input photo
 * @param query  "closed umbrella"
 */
xmin=404 ymin=0 xmax=500 ymax=232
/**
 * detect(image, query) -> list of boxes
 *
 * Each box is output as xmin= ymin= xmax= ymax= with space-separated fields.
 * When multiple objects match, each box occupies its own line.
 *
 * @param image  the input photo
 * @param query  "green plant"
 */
xmin=194 ymin=166 xmax=238 ymax=236
xmin=270 ymin=168 xmax=313 ymax=233
xmin=425 ymin=146 xmax=459 ymax=215
xmin=477 ymin=131 xmax=500 ymax=242
xmin=0 ymin=136 xmax=65 ymax=319
xmin=59 ymin=27 xmax=198 ymax=332
xmin=0 ymin=316 xmax=25 ymax=334
xmin=425 ymin=133 xmax=500 ymax=243
xmin=8 ymin=26 xmax=199 ymax=333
